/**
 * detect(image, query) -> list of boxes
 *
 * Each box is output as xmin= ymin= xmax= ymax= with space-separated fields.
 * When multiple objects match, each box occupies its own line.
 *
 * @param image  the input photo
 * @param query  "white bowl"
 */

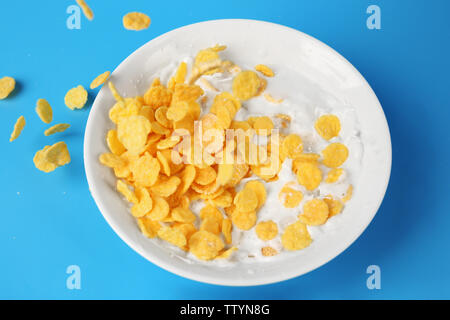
xmin=84 ymin=19 xmax=391 ymax=286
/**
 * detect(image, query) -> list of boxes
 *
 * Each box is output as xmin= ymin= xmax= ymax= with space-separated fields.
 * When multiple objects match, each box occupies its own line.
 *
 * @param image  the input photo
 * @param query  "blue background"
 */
xmin=1 ymin=0 xmax=449 ymax=299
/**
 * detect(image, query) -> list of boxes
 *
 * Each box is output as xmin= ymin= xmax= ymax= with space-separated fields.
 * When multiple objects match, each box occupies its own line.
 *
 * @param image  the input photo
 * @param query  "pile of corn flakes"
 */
xmin=99 ymin=45 xmax=353 ymax=261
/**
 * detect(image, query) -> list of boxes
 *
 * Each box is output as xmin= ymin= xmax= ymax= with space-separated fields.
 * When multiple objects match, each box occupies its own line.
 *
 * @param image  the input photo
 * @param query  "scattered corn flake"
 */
xmin=178 ymin=165 xmax=196 ymax=194
xmin=199 ymin=205 xmax=223 ymax=223
xmin=209 ymin=190 xmax=233 ymax=208
xmin=253 ymin=116 xmax=274 ymax=136
xmin=299 ymin=199 xmax=329 ymax=226
xmin=172 ymin=206 xmax=196 ymax=224
xmin=106 ymin=129 xmax=126 ymax=156
xmin=76 ymin=0 xmax=94 ymax=20
xmin=200 ymin=217 xmax=221 ymax=235
xmin=90 ymin=71 xmax=110 ymax=89
xmin=137 ymin=218 xmax=161 ymax=238
xmin=157 ymin=226 xmax=186 ymax=248
xmin=216 ymin=247 xmax=237 ymax=259
xmin=144 ymin=81 xmax=172 ymax=109
xmin=157 ymin=135 xmax=180 ymax=150
xmin=117 ymin=115 xmax=151 ymax=154
xmin=232 ymin=71 xmax=261 ymax=101
xmin=325 ymin=168 xmax=344 ymax=183
xmin=116 ymin=180 xmax=138 ymax=204
xmin=0 ymin=76 xmax=15 ymax=99
xmin=44 ymin=123 xmax=70 ymax=136
xmin=255 ymin=220 xmax=278 ymax=241
xmin=322 ymin=142 xmax=349 ymax=168
xmin=261 ymin=246 xmax=278 ymax=257
xmin=263 ymin=93 xmax=283 ymax=104
xmin=189 ymin=230 xmax=224 ymax=260
xmin=315 ymin=114 xmax=341 ymax=140
xmin=35 ymin=99 xmax=53 ymax=124
xmin=278 ymin=183 xmax=303 ymax=208
xmin=123 ymin=12 xmax=151 ymax=31
xmin=342 ymin=184 xmax=353 ymax=202
xmin=9 ymin=116 xmax=25 ymax=142
xmin=64 ymin=85 xmax=88 ymax=110
xmin=255 ymin=64 xmax=274 ymax=77
xmin=108 ymin=82 xmax=123 ymax=102
xmin=281 ymin=221 xmax=312 ymax=251
xmin=34 ymin=142 xmax=71 ymax=172
xmin=147 ymin=196 xmax=170 ymax=221
xmin=155 ymin=106 xmax=172 ymax=128
xmin=172 ymin=222 xmax=197 ymax=241
xmin=296 ymin=162 xmax=322 ymax=191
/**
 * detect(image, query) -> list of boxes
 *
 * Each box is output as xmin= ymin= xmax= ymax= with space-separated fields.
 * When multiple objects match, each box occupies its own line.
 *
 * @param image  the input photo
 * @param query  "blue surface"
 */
xmin=1 ymin=0 xmax=449 ymax=300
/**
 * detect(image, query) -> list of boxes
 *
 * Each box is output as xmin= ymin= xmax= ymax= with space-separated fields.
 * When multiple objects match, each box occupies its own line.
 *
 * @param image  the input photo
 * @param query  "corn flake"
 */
xmin=64 ymin=85 xmax=88 ymax=110
xmin=232 ymin=71 xmax=261 ymax=101
xmin=9 ymin=116 xmax=25 ymax=142
xmin=255 ymin=220 xmax=278 ymax=241
xmin=278 ymin=183 xmax=303 ymax=208
xmin=130 ymin=153 xmax=160 ymax=187
xmin=245 ymin=180 xmax=267 ymax=209
xmin=189 ymin=230 xmax=224 ymax=260
xmin=299 ymin=199 xmax=329 ymax=226
xmin=106 ymin=129 xmax=126 ymax=155
xmin=281 ymin=221 xmax=312 ymax=251
xmin=137 ymin=218 xmax=161 ymax=238
xmin=90 ymin=71 xmax=110 ymax=89
xmin=123 ymin=12 xmax=151 ymax=31
xmin=322 ymin=143 xmax=349 ymax=168
xmin=117 ymin=115 xmax=151 ymax=154
xmin=315 ymin=114 xmax=341 ymax=140
xmin=255 ymin=64 xmax=274 ymax=77
xmin=0 ymin=76 xmax=15 ymax=99
xmin=234 ymin=187 xmax=258 ymax=213
xmin=157 ymin=226 xmax=186 ymax=248
xmin=172 ymin=207 xmax=196 ymax=224
xmin=76 ymin=0 xmax=94 ymax=20
xmin=131 ymin=188 xmax=153 ymax=217
xmin=148 ymin=196 xmax=170 ymax=221
xmin=231 ymin=210 xmax=257 ymax=231
xmin=261 ymin=246 xmax=278 ymax=257
xmin=296 ymin=162 xmax=322 ymax=191
xmin=35 ymin=99 xmax=53 ymax=124
xmin=222 ymin=218 xmax=232 ymax=244
xmin=44 ymin=123 xmax=70 ymax=136
xmin=116 ymin=180 xmax=138 ymax=204
xmin=324 ymin=196 xmax=344 ymax=217
xmin=325 ymin=168 xmax=344 ymax=183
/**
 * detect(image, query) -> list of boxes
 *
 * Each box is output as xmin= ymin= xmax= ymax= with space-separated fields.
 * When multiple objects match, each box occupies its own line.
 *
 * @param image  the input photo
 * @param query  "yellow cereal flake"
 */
xmin=130 ymin=153 xmax=160 ymax=187
xmin=255 ymin=64 xmax=274 ymax=77
xmin=76 ymin=0 xmax=94 ymax=20
xmin=64 ymin=85 xmax=88 ymax=110
xmin=245 ymin=180 xmax=267 ymax=208
xmin=342 ymin=184 xmax=353 ymax=202
xmin=130 ymin=188 xmax=153 ymax=217
xmin=147 ymin=196 xmax=170 ymax=221
xmin=189 ymin=230 xmax=224 ymax=260
xmin=253 ymin=116 xmax=274 ymax=136
xmin=322 ymin=143 xmax=349 ymax=168
xmin=157 ymin=226 xmax=186 ymax=248
xmin=281 ymin=221 xmax=312 ymax=251
xmin=278 ymin=183 xmax=303 ymax=208
xmin=195 ymin=166 xmax=217 ymax=186
xmin=44 ymin=123 xmax=70 ymax=136
xmin=172 ymin=207 xmax=196 ymax=224
xmin=178 ymin=165 xmax=196 ymax=194
xmin=157 ymin=135 xmax=180 ymax=150
xmin=151 ymin=176 xmax=181 ymax=197
xmin=172 ymin=223 xmax=197 ymax=241
xmin=222 ymin=218 xmax=232 ymax=244
xmin=199 ymin=205 xmax=223 ymax=223
xmin=324 ymin=196 xmax=344 ymax=217
xmin=216 ymin=163 xmax=234 ymax=186
xmin=209 ymin=190 xmax=233 ymax=208
xmin=0 ymin=76 xmax=15 ymax=99
xmin=34 ymin=142 xmax=71 ymax=172
xmin=200 ymin=217 xmax=221 ymax=235
xmin=315 ymin=114 xmax=341 ymax=140
xmin=325 ymin=168 xmax=344 ymax=183
xmin=299 ymin=199 xmax=329 ymax=226
xmin=9 ymin=116 xmax=25 ymax=142
xmin=137 ymin=218 xmax=161 ymax=238
xmin=106 ymin=129 xmax=126 ymax=155
xmin=234 ymin=187 xmax=258 ymax=213
xmin=232 ymin=71 xmax=262 ymax=101
xmin=296 ymin=162 xmax=322 ymax=191
xmin=281 ymin=134 xmax=303 ymax=160
xmin=231 ymin=210 xmax=257 ymax=231
xmin=117 ymin=115 xmax=151 ymax=154
xmin=261 ymin=246 xmax=278 ymax=257
xmin=263 ymin=93 xmax=283 ymax=104
xmin=35 ymin=99 xmax=53 ymax=124
xmin=90 ymin=71 xmax=110 ymax=89
xmin=216 ymin=247 xmax=237 ymax=259
xmin=116 ymin=180 xmax=138 ymax=204
xmin=123 ymin=12 xmax=151 ymax=31
xmin=155 ymin=106 xmax=172 ymax=128
xmin=108 ymin=82 xmax=123 ymax=102
xmin=255 ymin=221 xmax=278 ymax=241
